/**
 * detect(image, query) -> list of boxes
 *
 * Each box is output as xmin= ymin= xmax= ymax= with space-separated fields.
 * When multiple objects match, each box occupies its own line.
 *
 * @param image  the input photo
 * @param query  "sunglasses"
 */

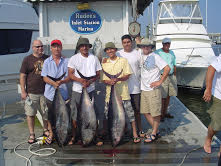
xmin=34 ymin=45 xmax=43 ymax=48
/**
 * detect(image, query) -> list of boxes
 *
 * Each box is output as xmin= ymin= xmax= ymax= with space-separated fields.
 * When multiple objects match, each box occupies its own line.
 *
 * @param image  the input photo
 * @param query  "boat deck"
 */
xmin=0 ymin=97 xmax=220 ymax=166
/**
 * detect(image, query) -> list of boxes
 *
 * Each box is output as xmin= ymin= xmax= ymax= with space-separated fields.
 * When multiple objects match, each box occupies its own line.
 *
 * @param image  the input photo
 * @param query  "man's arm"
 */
xmin=174 ymin=66 xmax=176 ymax=76
xmin=150 ymin=65 xmax=170 ymax=88
xmin=43 ymin=76 xmax=59 ymax=89
xmin=203 ymin=65 xmax=216 ymax=102
xmin=68 ymin=67 xmax=89 ymax=88
xmin=20 ymin=73 xmax=27 ymax=100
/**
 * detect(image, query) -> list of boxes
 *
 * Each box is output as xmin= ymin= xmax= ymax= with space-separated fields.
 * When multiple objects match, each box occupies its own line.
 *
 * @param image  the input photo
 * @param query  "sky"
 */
xmin=137 ymin=0 xmax=221 ymax=36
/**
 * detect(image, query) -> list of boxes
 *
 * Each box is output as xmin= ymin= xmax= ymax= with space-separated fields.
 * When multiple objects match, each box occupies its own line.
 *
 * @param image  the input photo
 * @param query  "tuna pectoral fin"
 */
xmin=102 ymin=69 xmax=123 ymax=79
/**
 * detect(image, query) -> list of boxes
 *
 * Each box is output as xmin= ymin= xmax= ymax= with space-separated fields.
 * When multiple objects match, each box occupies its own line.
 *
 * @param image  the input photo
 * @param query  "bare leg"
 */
xmin=68 ymin=120 xmax=77 ymax=145
xmin=131 ymin=121 xmax=140 ymax=143
xmin=204 ymin=126 xmax=216 ymax=153
xmin=161 ymin=98 xmax=166 ymax=119
xmin=152 ymin=116 xmax=161 ymax=135
xmin=165 ymin=96 xmax=170 ymax=115
xmin=27 ymin=116 xmax=35 ymax=134
xmin=144 ymin=113 xmax=154 ymax=127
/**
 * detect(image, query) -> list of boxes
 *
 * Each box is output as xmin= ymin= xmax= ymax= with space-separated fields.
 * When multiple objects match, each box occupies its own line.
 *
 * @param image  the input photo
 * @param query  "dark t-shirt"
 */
xmin=20 ymin=54 xmax=48 ymax=94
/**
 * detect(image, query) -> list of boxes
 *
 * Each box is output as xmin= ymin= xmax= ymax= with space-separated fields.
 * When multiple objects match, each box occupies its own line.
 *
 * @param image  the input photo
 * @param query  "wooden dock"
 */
xmin=0 ymin=96 xmax=220 ymax=166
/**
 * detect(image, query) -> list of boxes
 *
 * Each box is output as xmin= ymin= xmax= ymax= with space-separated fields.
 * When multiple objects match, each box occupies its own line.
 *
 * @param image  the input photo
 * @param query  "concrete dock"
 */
xmin=0 ymin=96 xmax=220 ymax=166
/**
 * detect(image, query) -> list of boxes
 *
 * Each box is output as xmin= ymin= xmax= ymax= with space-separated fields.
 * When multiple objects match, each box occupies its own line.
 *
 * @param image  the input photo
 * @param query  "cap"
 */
xmin=104 ymin=42 xmax=117 ymax=51
xmin=51 ymin=39 xmax=62 ymax=46
xmin=162 ymin=37 xmax=171 ymax=44
xmin=137 ymin=38 xmax=155 ymax=48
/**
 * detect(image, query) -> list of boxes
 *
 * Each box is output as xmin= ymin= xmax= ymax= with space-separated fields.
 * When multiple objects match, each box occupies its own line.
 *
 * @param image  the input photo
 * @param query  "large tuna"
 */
xmin=103 ymin=70 xmax=125 ymax=147
xmin=52 ymin=89 xmax=72 ymax=147
xmin=77 ymin=70 xmax=97 ymax=146
xmin=92 ymin=37 xmax=103 ymax=62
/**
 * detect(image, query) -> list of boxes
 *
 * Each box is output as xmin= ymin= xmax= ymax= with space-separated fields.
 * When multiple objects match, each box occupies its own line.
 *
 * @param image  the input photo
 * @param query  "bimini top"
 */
xmin=25 ymin=0 xmax=153 ymax=15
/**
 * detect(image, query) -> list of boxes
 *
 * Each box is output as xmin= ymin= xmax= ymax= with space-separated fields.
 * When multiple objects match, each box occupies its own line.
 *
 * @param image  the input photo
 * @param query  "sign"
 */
xmin=69 ymin=10 xmax=102 ymax=34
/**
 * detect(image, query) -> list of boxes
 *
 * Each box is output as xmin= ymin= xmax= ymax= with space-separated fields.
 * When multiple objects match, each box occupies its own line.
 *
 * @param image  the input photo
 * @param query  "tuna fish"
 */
xmin=103 ymin=70 xmax=125 ymax=147
xmin=52 ymin=89 xmax=72 ymax=147
xmin=92 ymin=37 xmax=103 ymax=62
xmin=77 ymin=70 xmax=97 ymax=146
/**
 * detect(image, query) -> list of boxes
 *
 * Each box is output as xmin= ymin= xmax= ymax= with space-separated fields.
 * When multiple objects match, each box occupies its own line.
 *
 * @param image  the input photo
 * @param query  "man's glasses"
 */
xmin=34 ymin=45 xmax=43 ymax=48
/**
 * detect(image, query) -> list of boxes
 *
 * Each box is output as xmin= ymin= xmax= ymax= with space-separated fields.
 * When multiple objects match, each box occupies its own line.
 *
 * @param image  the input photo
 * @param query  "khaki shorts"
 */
xmin=140 ymin=88 xmax=162 ymax=117
xmin=207 ymin=96 xmax=221 ymax=131
xmin=161 ymin=75 xmax=178 ymax=98
xmin=25 ymin=93 xmax=48 ymax=120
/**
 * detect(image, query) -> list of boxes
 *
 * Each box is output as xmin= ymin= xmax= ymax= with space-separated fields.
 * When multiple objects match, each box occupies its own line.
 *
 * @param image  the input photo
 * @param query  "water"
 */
xmin=177 ymin=87 xmax=221 ymax=140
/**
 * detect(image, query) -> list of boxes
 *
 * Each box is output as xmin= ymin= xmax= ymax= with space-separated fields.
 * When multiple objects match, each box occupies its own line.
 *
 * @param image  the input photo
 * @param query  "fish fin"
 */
xmin=102 ymin=69 xmax=123 ymax=79
xmin=76 ymin=70 xmax=96 ymax=80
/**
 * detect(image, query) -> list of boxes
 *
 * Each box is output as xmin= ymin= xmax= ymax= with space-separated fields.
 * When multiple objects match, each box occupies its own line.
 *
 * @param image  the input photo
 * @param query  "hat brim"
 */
xmin=137 ymin=44 xmax=155 ymax=48
xmin=77 ymin=44 xmax=92 ymax=49
xmin=104 ymin=47 xmax=118 ymax=52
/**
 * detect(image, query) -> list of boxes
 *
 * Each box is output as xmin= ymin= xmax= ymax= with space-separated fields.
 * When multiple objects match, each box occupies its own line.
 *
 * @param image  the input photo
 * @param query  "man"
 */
xmin=101 ymin=42 xmax=140 ymax=143
xmin=41 ymin=39 xmax=70 ymax=144
xmin=116 ymin=34 xmax=144 ymax=137
xmin=138 ymin=38 xmax=170 ymax=143
xmin=68 ymin=38 xmax=102 ymax=145
xmin=20 ymin=40 xmax=49 ymax=144
xmin=203 ymin=55 xmax=221 ymax=158
xmin=155 ymin=37 xmax=177 ymax=122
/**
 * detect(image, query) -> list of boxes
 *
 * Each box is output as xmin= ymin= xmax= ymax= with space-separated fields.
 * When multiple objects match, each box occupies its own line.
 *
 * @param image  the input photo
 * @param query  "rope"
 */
xmin=14 ymin=138 xmax=56 ymax=166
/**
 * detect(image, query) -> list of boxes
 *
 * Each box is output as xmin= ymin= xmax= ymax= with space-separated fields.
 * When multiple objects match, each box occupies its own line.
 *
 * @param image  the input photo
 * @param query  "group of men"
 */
xmin=19 ymin=34 xmax=221 ymax=158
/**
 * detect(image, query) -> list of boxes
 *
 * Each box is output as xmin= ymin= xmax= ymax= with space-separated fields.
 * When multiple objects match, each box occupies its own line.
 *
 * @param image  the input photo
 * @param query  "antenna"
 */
xmin=206 ymin=0 xmax=208 ymax=31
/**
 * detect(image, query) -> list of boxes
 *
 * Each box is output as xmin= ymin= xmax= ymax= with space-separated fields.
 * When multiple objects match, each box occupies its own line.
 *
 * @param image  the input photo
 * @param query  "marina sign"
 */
xmin=69 ymin=10 xmax=102 ymax=34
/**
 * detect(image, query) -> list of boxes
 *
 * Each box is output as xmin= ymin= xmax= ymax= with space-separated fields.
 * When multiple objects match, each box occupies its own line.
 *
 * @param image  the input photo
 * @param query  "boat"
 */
xmin=0 ymin=0 xmax=39 ymax=104
xmin=154 ymin=0 xmax=216 ymax=88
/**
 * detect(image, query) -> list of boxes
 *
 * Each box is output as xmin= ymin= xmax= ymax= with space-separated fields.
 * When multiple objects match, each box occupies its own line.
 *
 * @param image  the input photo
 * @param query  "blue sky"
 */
xmin=138 ymin=0 xmax=221 ymax=36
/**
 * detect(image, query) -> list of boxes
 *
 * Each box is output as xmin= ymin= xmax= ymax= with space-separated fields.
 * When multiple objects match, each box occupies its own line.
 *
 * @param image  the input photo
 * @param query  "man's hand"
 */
xmin=203 ymin=88 xmax=212 ymax=102
xmin=80 ymin=79 xmax=90 ymax=88
xmin=21 ymin=91 xmax=27 ymax=100
xmin=53 ymin=82 xmax=59 ymax=89
xmin=150 ymin=81 xmax=161 ymax=88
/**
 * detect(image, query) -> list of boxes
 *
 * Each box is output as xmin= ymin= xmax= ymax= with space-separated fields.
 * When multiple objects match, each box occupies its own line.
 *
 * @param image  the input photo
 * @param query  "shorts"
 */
xmin=207 ymin=96 xmax=221 ymax=131
xmin=140 ymin=88 xmax=162 ymax=117
xmin=104 ymin=100 xmax=135 ymax=122
xmin=25 ymin=93 xmax=48 ymax=120
xmin=70 ymin=91 xmax=99 ymax=121
xmin=161 ymin=75 xmax=178 ymax=98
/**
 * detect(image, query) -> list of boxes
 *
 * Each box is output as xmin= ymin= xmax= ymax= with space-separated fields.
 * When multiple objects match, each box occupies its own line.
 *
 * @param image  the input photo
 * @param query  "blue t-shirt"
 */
xmin=41 ymin=55 xmax=69 ymax=101
xmin=155 ymin=48 xmax=176 ymax=74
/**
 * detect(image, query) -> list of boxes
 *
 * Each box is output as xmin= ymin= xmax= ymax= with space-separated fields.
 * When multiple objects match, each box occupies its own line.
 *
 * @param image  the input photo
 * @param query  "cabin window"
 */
xmin=0 ymin=29 xmax=32 ymax=55
xmin=159 ymin=2 xmax=201 ymax=19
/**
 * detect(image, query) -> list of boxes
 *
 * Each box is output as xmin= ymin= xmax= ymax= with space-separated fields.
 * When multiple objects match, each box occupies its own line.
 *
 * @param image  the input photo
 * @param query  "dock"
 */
xmin=0 ymin=95 xmax=220 ymax=166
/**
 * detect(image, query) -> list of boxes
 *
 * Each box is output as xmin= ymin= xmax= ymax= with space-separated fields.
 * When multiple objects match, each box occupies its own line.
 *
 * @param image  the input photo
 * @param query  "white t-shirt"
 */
xmin=116 ymin=49 xmax=141 ymax=94
xmin=211 ymin=55 xmax=221 ymax=100
xmin=140 ymin=52 xmax=167 ymax=91
xmin=68 ymin=53 xmax=102 ymax=93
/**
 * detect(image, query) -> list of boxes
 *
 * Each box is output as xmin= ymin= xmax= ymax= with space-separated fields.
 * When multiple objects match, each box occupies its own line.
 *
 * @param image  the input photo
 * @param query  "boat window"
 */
xmin=0 ymin=30 xmax=32 ymax=55
xmin=159 ymin=2 xmax=202 ymax=19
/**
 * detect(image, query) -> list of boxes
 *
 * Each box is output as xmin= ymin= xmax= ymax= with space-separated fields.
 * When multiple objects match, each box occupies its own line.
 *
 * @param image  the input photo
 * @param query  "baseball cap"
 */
xmin=162 ymin=38 xmax=171 ymax=44
xmin=51 ymin=39 xmax=62 ymax=46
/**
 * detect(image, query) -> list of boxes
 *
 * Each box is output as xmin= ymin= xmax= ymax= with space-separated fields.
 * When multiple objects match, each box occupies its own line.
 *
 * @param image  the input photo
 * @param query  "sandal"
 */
xmin=133 ymin=137 xmax=141 ymax=143
xmin=165 ymin=113 xmax=174 ymax=119
xmin=139 ymin=131 xmax=145 ymax=138
xmin=68 ymin=137 xmax=75 ymax=145
xmin=144 ymin=134 xmax=157 ymax=143
xmin=45 ymin=137 xmax=53 ymax=145
xmin=43 ymin=129 xmax=50 ymax=137
xmin=28 ymin=133 xmax=36 ymax=144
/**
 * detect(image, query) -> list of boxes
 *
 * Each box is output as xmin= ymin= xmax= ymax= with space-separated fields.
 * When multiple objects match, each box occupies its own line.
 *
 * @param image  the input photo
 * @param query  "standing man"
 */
xmin=116 ymin=34 xmax=144 ymax=137
xmin=203 ymin=55 xmax=221 ymax=158
xmin=20 ymin=40 xmax=49 ymax=144
xmin=41 ymin=39 xmax=70 ymax=144
xmin=101 ymin=42 xmax=140 ymax=143
xmin=155 ymin=37 xmax=177 ymax=122
xmin=68 ymin=38 xmax=102 ymax=145
xmin=138 ymin=38 xmax=170 ymax=143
